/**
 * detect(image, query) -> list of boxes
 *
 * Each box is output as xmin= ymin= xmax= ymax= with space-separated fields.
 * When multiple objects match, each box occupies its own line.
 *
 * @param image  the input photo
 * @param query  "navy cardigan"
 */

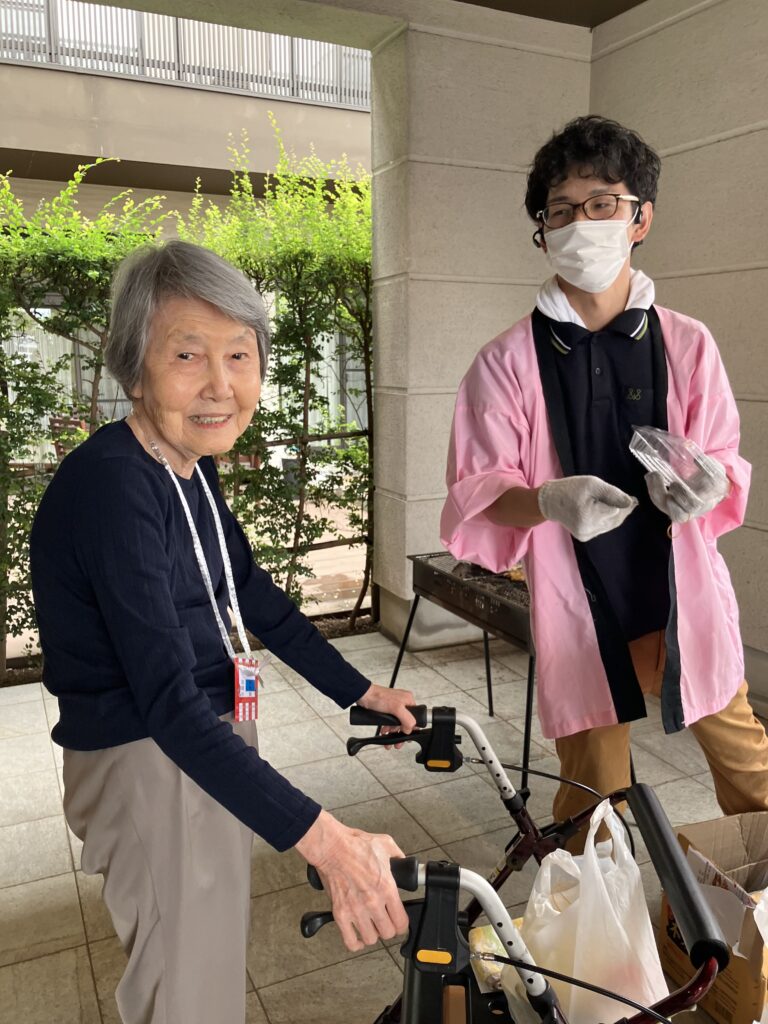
xmin=30 ymin=420 xmax=370 ymax=851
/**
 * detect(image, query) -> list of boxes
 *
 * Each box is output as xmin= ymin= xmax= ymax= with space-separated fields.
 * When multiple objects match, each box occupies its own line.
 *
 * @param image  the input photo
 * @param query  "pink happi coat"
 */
xmin=441 ymin=307 xmax=751 ymax=739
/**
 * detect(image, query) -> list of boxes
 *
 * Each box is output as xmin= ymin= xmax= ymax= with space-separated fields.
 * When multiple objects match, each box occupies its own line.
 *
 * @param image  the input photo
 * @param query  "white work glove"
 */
xmin=645 ymin=465 xmax=730 ymax=524
xmin=537 ymin=475 xmax=638 ymax=542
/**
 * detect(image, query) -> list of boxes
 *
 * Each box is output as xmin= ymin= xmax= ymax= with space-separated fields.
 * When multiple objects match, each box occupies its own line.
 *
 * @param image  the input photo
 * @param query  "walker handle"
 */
xmin=306 ymin=856 xmax=421 ymax=894
xmin=627 ymin=783 xmax=729 ymax=970
xmin=349 ymin=705 xmax=429 ymax=728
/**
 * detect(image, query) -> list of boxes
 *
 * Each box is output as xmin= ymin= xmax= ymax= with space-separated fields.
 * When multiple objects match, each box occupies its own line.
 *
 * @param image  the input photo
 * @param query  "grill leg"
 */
xmin=483 ymin=631 xmax=494 ymax=717
xmin=521 ymin=654 xmax=536 ymax=791
xmin=388 ymin=595 xmax=420 ymax=690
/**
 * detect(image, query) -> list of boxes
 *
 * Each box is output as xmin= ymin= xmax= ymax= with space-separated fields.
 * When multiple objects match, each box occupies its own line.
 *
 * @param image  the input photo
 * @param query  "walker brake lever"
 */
xmin=300 ymin=910 xmax=334 ymax=938
xmin=301 ymin=900 xmax=424 ymax=942
xmin=346 ymin=732 xmax=424 ymax=757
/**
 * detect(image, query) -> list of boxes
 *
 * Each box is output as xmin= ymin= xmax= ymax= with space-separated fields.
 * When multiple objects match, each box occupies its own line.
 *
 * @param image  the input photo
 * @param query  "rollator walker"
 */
xmin=302 ymin=704 xmax=729 ymax=1024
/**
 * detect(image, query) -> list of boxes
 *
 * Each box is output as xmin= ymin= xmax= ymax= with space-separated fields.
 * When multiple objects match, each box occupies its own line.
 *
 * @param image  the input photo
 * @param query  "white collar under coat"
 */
xmin=535 ymin=269 xmax=656 ymax=328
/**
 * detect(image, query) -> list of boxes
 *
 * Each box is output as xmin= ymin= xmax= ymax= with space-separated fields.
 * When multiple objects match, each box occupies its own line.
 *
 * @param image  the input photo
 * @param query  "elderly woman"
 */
xmin=30 ymin=240 xmax=417 ymax=1024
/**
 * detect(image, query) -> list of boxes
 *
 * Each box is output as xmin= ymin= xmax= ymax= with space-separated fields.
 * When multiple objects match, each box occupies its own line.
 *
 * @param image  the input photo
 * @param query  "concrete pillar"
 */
xmin=369 ymin=11 xmax=590 ymax=645
xmin=591 ymin=0 xmax=768 ymax=699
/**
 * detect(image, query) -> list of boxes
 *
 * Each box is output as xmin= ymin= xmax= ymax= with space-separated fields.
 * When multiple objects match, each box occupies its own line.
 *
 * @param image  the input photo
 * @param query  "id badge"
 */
xmin=234 ymin=656 xmax=260 ymax=722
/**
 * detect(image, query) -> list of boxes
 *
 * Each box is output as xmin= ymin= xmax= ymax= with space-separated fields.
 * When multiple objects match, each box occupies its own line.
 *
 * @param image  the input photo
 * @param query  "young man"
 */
xmin=441 ymin=115 xmax=768 ymax=837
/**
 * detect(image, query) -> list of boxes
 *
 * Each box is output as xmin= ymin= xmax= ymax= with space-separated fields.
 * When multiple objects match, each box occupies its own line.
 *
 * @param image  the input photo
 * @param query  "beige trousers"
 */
xmin=63 ymin=716 xmax=258 ymax=1024
xmin=553 ymin=631 xmax=768 ymax=850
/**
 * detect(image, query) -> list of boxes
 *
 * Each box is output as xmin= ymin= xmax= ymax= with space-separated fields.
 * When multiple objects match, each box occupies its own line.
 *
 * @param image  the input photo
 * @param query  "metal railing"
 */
xmin=0 ymin=0 xmax=371 ymax=108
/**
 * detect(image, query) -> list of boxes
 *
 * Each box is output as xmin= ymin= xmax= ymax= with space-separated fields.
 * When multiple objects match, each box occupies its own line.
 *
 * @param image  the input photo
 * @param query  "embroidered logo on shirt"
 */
xmin=626 ymin=387 xmax=643 ymax=401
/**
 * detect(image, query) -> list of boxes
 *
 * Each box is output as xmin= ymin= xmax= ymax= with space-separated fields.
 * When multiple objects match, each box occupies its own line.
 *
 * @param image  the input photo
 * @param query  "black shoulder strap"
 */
xmin=647 ymin=306 xmax=669 ymax=431
xmin=647 ymin=306 xmax=684 ymax=733
xmin=530 ymin=309 xmax=576 ymax=478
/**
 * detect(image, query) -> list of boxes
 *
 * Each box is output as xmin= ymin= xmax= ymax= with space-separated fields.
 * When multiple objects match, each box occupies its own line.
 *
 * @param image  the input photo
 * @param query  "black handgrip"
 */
xmin=301 ymin=910 xmax=334 ymax=938
xmin=391 ymin=856 xmax=421 ymax=892
xmin=306 ymin=856 xmax=421 ymax=894
xmin=349 ymin=704 xmax=428 ymax=728
xmin=627 ymin=783 xmax=729 ymax=970
xmin=307 ymin=865 xmax=324 ymax=890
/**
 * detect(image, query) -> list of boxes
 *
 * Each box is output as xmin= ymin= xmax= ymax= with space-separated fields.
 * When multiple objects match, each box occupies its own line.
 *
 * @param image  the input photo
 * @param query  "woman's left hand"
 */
xmin=356 ymin=682 xmax=418 ymax=749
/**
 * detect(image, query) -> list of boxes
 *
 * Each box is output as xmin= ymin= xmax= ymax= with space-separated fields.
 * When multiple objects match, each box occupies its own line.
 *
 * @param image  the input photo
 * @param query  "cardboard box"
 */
xmin=658 ymin=813 xmax=768 ymax=1024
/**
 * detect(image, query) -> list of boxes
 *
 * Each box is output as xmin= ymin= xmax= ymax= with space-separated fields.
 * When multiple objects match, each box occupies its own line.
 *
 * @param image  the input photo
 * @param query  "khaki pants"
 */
xmin=63 ymin=716 xmax=258 ymax=1024
xmin=553 ymin=631 xmax=768 ymax=850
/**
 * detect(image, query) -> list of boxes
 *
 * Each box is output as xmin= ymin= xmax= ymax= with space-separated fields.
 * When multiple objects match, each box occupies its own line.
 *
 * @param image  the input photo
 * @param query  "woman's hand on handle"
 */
xmin=357 ymin=682 xmax=417 ymax=749
xmin=295 ymin=810 xmax=410 ymax=951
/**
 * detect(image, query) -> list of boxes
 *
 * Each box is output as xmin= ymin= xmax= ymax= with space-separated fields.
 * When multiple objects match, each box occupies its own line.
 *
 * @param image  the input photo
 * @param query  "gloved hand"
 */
xmin=537 ymin=475 xmax=638 ymax=542
xmin=645 ymin=465 xmax=730 ymax=524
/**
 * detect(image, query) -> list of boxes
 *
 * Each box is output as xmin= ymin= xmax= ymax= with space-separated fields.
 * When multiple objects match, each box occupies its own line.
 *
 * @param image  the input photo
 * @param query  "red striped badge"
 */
xmin=234 ymin=656 xmax=260 ymax=722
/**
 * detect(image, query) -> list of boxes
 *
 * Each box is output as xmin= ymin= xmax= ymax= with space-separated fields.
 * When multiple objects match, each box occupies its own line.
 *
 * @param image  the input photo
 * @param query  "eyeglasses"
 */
xmin=537 ymin=193 xmax=640 ymax=229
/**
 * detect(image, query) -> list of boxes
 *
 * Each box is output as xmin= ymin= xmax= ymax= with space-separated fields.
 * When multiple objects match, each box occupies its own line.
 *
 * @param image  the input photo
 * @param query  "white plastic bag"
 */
xmin=521 ymin=800 xmax=668 ymax=1024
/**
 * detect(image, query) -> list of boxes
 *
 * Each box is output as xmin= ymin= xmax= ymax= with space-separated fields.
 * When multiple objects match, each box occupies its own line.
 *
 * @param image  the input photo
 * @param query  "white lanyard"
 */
xmin=150 ymin=441 xmax=251 ymax=661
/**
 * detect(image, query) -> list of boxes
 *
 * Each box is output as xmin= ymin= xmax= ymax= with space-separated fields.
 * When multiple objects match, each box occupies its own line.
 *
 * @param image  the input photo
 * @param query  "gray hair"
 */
xmin=106 ymin=240 xmax=270 ymax=397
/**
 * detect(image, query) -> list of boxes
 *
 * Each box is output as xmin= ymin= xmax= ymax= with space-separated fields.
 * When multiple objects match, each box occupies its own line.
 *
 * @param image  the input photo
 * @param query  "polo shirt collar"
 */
xmin=549 ymin=308 xmax=649 ymax=355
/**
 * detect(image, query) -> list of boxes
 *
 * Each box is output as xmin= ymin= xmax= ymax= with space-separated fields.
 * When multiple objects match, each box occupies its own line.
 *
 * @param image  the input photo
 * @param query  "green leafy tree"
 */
xmin=0 ymin=126 xmax=374 ymax=643
xmin=178 ymin=124 xmax=374 ymax=614
xmin=0 ymin=161 xmax=167 ymax=432
xmin=0 ymin=308 xmax=71 ymax=675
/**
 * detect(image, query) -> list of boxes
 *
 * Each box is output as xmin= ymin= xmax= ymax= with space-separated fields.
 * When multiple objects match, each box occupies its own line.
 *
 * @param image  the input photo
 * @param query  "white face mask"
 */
xmin=544 ymin=218 xmax=633 ymax=293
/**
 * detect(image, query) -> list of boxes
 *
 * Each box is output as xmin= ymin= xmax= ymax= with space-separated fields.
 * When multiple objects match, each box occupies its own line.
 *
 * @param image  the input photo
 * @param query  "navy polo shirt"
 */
xmin=546 ymin=308 xmax=671 ymax=641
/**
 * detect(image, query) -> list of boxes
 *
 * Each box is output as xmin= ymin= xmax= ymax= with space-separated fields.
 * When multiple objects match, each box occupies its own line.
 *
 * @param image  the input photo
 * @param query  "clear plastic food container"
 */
xmin=629 ymin=425 xmax=726 ymax=500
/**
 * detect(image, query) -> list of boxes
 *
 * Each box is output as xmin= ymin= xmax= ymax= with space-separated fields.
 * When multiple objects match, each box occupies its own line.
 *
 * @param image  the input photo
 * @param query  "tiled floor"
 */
xmin=0 ymin=631 xmax=727 ymax=1023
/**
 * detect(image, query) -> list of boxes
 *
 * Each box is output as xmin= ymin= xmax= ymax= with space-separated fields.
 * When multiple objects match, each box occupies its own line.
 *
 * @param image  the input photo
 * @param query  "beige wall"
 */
xmin=591 ymin=0 xmax=768 ymax=699
xmin=0 ymin=62 xmax=370 ymax=176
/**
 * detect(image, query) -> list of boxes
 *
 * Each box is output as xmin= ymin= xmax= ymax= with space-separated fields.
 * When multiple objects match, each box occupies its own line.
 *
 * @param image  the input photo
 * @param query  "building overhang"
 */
xmin=456 ymin=1 xmax=651 ymax=28
xmin=0 ymin=148 xmax=266 ymax=197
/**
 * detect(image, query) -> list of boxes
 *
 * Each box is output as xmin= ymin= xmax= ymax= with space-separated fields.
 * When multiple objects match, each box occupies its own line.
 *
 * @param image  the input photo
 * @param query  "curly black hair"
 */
xmin=524 ymin=115 xmax=661 ymax=222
